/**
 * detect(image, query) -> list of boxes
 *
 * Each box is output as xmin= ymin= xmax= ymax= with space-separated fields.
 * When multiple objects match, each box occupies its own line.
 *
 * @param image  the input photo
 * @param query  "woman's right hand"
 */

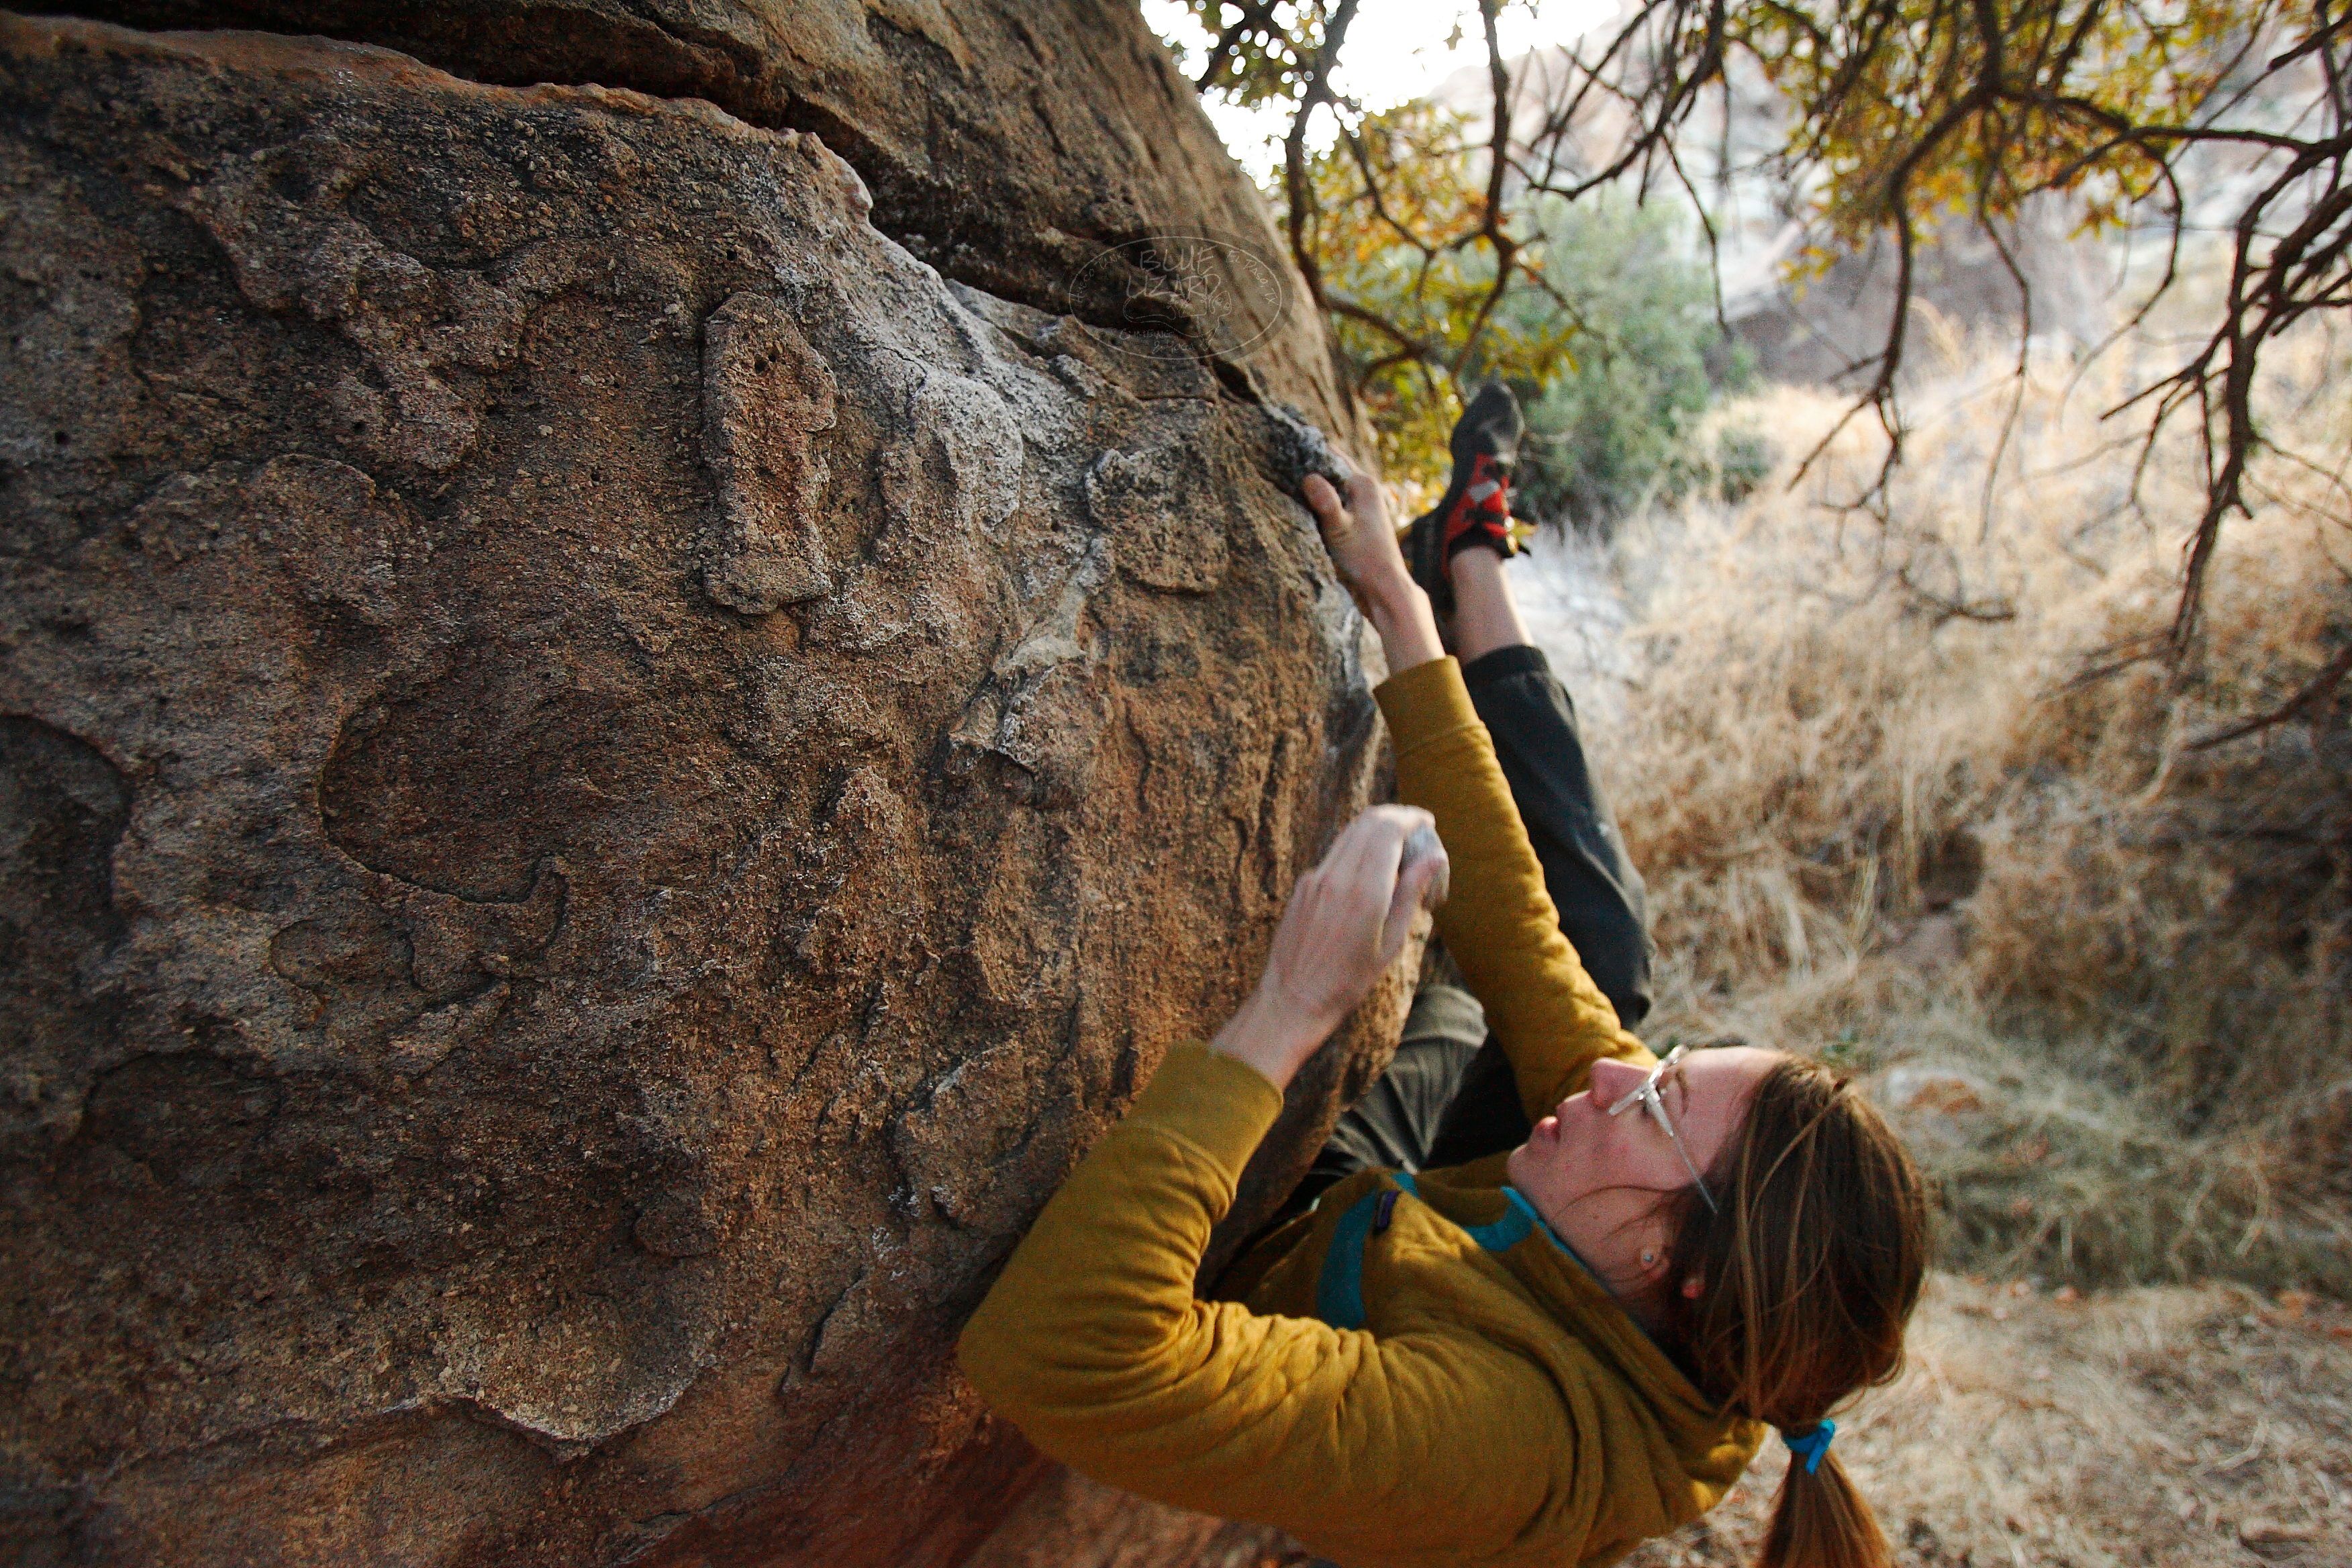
xmin=1211 ymin=805 xmax=1449 ymax=1089
xmin=1302 ymin=473 xmax=1409 ymax=606
xmin=1302 ymin=474 xmax=1446 ymax=676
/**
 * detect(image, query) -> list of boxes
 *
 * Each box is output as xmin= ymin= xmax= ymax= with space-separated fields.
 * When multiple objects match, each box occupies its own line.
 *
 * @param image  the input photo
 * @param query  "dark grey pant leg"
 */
xmin=1459 ymin=643 xmax=1652 ymax=1024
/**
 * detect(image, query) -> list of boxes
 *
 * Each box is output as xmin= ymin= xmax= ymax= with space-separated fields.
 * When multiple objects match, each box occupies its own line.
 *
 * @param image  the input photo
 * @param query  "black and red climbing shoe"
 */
xmin=1401 ymin=383 xmax=1526 ymax=620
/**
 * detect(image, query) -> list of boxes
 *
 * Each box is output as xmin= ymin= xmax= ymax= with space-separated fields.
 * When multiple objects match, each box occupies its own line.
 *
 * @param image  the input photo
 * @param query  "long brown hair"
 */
xmin=1660 ymin=1055 xmax=1930 ymax=1568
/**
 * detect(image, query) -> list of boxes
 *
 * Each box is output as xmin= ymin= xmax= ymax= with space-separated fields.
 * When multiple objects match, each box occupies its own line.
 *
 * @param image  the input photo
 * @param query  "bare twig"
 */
xmin=2189 ymin=644 xmax=2352 ymax=750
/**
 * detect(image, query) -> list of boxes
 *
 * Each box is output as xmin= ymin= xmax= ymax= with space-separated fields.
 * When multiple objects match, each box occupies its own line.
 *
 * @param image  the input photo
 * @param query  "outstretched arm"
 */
xmin=1302 ymin=473 xmax=1447 ymax=679
xmin=1297 ymin=472 xmax=1526 ymax=672
xmin=1302 ymin=477 xmax=1648 ymax=1116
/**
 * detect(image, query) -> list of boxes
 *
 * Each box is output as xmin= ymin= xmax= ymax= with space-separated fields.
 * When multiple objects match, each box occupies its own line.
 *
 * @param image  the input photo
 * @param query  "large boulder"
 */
xmin=0 ymin=12 xmax=1404 ymax=1565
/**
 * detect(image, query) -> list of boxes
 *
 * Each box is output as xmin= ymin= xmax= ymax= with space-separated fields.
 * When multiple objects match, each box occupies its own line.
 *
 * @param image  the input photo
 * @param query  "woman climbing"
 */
xmin=958 ymin=389 xmax=1930 ymax=1568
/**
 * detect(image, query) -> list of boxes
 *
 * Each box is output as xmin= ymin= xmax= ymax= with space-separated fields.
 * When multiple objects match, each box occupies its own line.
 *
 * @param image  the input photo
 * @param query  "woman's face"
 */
xmin=1507 ymin=1046 xmax=1780 ymax=1285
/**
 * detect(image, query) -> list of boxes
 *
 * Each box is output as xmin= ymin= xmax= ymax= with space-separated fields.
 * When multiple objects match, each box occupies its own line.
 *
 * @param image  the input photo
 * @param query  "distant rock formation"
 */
xmin=0 ymin=10 xmax=1406 ymax=1563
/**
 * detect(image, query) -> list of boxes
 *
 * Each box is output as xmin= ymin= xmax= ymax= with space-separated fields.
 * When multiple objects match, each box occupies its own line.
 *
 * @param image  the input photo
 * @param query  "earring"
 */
xmin=1641 ymin=1251 xmax=1657 ymax=1265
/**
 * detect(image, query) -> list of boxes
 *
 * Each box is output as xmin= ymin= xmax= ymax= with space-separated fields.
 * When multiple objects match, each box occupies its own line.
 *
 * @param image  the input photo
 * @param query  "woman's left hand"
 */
xmin=1211 ymin=805 xmax=1448 ymax=1089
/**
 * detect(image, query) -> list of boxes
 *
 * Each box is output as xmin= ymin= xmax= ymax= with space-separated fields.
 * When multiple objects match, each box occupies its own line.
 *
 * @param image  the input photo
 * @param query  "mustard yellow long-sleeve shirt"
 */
xmin=958 ymin=657 xmax=1761 ymax=1567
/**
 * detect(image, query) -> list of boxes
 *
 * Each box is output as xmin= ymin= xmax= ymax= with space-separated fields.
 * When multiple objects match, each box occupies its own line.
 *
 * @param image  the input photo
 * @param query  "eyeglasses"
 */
xmin=1605 ymin=1042 xmax=1720 ymax=1214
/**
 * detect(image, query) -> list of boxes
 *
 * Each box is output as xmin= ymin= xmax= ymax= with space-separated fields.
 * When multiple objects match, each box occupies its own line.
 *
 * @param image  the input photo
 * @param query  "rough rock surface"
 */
xmin=0 ymin=13 xmax=1406 ymax=1565
xmin=66 ymin=0 xmax=1351 ymax=433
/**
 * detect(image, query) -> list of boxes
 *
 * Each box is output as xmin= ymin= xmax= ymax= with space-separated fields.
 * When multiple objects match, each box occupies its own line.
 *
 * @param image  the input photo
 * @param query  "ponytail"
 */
xmin=1656 ymin=1056 xmax=1928 ymax=1568
xmin=1759 ymin=1449 xmax=1892 ymax=1568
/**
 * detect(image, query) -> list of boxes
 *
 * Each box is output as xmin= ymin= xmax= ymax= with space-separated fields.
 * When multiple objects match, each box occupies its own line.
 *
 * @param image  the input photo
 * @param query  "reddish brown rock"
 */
xmin=0 ymin=14 xmax=1403 ymax=1564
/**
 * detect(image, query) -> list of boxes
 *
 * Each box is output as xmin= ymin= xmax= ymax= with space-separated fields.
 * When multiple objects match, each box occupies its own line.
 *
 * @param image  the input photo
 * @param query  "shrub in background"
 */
xmin=1287 ymin=126 xmax=1757 ymax=520
xmin=1498 ymin=192 xmax=1756 ymax=530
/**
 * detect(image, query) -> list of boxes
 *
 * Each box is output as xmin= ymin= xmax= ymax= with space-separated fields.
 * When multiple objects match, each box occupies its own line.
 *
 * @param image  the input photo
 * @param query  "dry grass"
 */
xmin=1623 ymin=1274 xmax=2352 ymax=1568
xmin=1540 ymin=324 xmax=2352 ymax=1295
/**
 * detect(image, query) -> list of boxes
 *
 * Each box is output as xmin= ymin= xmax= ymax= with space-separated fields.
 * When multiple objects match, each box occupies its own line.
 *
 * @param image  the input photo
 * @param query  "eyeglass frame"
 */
xmin=1604 ymin=1042 xmax=1721 ymax=1215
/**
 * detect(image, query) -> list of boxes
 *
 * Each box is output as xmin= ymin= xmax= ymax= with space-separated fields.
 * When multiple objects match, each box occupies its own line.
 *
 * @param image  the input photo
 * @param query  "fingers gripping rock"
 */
xmin=1380 ymin=819 xmax=1450 ymax=963
xmin=1265 ymin=402 xmax=1357 ymax=493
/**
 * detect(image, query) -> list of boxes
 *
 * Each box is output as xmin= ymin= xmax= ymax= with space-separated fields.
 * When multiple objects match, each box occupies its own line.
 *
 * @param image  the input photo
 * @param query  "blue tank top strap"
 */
xmin=1311 ymin=1174 xmax=1651 ymax=1340
xmin=1461 ymin=1187 xmax=1542 ymax=1251
xmin=1314 ymin=1176 xmax=1577 ymax=1330
xmin=1313 ymin=1185 xmax=1388 ymax=1330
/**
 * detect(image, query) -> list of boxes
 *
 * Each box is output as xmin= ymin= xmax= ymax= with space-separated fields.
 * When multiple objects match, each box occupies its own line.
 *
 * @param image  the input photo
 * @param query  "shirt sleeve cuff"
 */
xmin=1122 ymin=1042 xmax=1287 ymax=1180
xmin=1374 ymin=656 xmax=1481 ymax=761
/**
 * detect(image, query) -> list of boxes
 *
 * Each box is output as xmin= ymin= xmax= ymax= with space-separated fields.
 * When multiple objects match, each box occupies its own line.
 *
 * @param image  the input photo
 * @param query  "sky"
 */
xmin=1140 ymin=0 xmax=1622 ymax=179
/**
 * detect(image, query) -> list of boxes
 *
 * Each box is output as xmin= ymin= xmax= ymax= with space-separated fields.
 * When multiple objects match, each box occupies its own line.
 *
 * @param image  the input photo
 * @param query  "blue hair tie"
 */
xmin=1781 ymin=1419 xmax=1836 ymax=1475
